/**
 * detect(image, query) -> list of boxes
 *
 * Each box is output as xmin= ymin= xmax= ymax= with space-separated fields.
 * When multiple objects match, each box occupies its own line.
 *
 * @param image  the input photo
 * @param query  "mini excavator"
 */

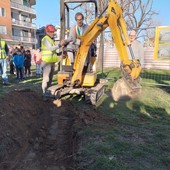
xmin=45 ymin=0 xmax=141 ymax=104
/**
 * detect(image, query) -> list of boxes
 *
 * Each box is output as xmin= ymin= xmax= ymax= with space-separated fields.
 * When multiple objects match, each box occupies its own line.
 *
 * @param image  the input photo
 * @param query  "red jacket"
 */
xmin=33 ymin=50 xmax=42 ymax=64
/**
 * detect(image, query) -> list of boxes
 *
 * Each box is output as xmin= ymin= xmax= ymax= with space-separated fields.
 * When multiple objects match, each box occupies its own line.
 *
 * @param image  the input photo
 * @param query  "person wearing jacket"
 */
xmin=34 ymin=48 xmax=42 ymax=77
xmin=13 ymin=49 xmax=25 ymax=81
xmin=61 ymin=12 xmax=89 ymax=65
xmin=61 ymin=12 xmax=94 ymax=72
xmin=41 ymin=24 xmax=61 ymax=97
xmin=129 ymin=30 xmax=144 ymax=68
xmin=0 ymin=38 xmax=9 ymax=85
xmin=24 ymin=49 xmax=32 ymax=77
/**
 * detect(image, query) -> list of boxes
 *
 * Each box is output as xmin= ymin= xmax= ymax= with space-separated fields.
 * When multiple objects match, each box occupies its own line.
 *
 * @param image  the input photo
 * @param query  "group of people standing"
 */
xmin=0 ymin=41 xmax=42 ymax=85
xmin=9 ymin=46 xmax=32 ymax=81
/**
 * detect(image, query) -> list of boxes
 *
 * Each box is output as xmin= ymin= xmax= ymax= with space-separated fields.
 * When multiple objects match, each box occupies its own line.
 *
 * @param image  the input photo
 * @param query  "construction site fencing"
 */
xmin=101 ymin=46 xmax=170 ymax=87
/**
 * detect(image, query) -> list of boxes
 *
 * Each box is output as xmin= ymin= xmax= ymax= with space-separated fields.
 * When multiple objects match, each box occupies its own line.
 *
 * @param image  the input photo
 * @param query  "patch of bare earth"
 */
xmin=0 ymin=89 xmax=76 ymax=170
xmin=0 ymin=88 xmax=114 ymax=170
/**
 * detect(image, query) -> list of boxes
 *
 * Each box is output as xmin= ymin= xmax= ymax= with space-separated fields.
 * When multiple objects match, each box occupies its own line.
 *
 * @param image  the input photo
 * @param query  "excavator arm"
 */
xmin=71 ymin=0 xmax=141 ymax=87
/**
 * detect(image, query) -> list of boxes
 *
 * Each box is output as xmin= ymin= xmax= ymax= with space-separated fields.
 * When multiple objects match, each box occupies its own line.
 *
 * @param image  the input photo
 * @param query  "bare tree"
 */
xmin=96 ymin=0 xmax=157 ymax=34
xmin=95 ymin=0 xmax=108 ymax=69
xmin=119 ymin=0 xmax=158 ymax=35
xmin=96 ymin=0 xmax=158 ymax=68
xmin=60 ymin=0 xmax=158 ymax=68
xmin=81 ymin=3 xmax=97 ymax=24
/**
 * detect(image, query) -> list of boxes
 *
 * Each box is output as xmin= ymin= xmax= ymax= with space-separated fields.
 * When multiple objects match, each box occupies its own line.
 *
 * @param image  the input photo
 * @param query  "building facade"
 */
xmin=36 ymin=26 xmax=45 ymax=49
xmin=0 ymin=0 xmax=36 ymax=49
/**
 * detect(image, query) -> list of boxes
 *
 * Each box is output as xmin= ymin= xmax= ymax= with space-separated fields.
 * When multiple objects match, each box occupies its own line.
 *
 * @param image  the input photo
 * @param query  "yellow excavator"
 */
xmin=45 ymin=0 xmax=141 ymax=104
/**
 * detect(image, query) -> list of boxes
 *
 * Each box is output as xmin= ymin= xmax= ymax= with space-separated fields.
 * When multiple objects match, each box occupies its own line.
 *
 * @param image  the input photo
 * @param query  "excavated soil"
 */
xmin=0 ymin=89 xmax=77 ymax=170
xmin=0 ymin=86 xmax=112 ymax=170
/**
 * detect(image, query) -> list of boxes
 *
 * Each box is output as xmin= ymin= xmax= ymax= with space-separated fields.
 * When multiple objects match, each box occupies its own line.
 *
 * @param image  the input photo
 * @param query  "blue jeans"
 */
xmin=0 ymin=58 xmax=8 ymax=82
xmin=36 ymin=64 xmax=42 ymax=75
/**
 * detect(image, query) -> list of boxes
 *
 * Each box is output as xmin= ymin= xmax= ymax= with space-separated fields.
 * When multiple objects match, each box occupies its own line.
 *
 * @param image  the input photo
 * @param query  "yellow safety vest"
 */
xmin=41 ymin=35 xmax=58 ymax=63
xmin=0 ymin=40 xmax=7 ymax=59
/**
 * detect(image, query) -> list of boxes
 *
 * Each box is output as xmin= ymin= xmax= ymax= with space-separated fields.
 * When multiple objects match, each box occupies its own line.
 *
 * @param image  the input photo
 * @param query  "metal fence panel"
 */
xmin=102 ymin=46 xmax=170 ymax=86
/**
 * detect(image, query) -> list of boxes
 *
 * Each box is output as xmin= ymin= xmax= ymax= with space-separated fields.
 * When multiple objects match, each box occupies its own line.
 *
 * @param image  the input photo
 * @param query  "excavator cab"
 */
xmin=60 ymin=0 xmax=98 ymax=40
xmin=58 ymin=0 xmax=99 ymax=86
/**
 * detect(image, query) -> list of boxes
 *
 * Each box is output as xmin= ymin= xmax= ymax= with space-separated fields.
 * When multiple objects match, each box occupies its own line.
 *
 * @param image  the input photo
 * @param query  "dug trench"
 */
xmin=0 ymin=89 xmax=80 ymax=170
xmin=0 ymin=86 xmax=115 ymax=170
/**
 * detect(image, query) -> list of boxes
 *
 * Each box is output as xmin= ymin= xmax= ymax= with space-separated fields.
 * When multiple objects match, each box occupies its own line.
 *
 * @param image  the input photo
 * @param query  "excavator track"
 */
xmin=44 ymin=84 xmax=64 ymax=99
xmin=45 ymin=83 xmax=106 ymax=105
xmin=85 ymin=80 xmax=106 ymax=105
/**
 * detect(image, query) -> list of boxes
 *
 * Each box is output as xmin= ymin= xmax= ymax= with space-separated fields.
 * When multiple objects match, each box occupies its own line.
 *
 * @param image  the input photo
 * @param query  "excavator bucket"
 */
xmin=111 ymin=78 xmax=141 ymax=101
xmin=111 ymin=77 xmax=142 ymax=102
xmin=112 ymin=61 xmax=142 ymax=102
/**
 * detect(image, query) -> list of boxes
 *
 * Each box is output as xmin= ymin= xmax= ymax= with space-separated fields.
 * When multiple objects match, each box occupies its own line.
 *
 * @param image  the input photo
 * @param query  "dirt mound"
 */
xmin=0 ymin=89 xmax=77 ymax=170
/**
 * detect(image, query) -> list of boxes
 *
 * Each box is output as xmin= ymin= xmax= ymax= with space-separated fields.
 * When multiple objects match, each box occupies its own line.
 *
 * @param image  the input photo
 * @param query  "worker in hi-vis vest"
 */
xmin=0 ymin=38 xmax=9 ymax=85
xmin=41 ymin=24 xmax=62 ymax=97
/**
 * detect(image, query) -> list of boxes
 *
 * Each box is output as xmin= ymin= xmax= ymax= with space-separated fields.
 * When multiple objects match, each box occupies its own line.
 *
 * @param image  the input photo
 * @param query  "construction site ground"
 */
xmin=1 ymin=71 xmax=170 ymax=170
xmin=0 ymin=78 xmax=113 ymax=170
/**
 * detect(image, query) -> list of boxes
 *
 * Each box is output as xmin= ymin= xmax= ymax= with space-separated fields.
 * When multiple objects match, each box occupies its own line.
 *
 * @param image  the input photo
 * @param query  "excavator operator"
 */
xmin=61 ymin=12 xmax=92 ymax=70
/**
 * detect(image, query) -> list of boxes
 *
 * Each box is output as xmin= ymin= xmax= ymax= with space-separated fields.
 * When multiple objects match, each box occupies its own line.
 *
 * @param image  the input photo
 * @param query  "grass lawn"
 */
xmin=73 ymin=68 xmax=170 ymax=170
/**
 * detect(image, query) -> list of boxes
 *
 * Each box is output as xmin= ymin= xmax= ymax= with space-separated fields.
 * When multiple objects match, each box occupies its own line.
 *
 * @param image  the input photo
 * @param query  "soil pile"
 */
xmin=0 ymin=87 xmax=113 ymax=170
xmin=0 ymin=89 xmax=78 ymax=170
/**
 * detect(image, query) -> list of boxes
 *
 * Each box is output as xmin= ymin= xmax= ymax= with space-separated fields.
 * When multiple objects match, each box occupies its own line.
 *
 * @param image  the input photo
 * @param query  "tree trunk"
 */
xmin=97 ymin=33 xmax=104 ymax=70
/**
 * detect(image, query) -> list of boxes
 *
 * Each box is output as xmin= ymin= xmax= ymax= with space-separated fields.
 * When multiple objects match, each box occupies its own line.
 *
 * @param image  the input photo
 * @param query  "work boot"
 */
xmin=43 ymin=93 xmax=48 ymax=102
xmin=43 ymin=96 xmax=47 ymax=101
xmin=2 ymin=80 xmax=10 ymax=85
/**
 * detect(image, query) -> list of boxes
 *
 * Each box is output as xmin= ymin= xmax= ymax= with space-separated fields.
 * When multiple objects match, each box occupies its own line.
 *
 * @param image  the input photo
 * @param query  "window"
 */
xmin=21 ymin=14 xmax=28 ymax=22
xmin=0 ymin=8 xmax=5 ymax=17
xmin=11 ymin=12 xmax=19 ymax=20
xmin=12 ymin=28 xmax=20 ymax=36
xmin=0 ymin=26 xmax=7 ymax=35
xmin=23 ymin=0 xmax=28 ymax=6
xmin=22 ymin=30 xmax=28 ymax=37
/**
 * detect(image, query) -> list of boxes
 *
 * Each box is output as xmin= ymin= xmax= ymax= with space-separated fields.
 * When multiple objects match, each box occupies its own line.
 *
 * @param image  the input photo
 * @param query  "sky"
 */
xmin=152 ymin=0 xmax=170 ymax=26
xmin=35 ymin=0 xmax=170 ymax=28
xmin=35 ymin=0 xmax=60 ymax=28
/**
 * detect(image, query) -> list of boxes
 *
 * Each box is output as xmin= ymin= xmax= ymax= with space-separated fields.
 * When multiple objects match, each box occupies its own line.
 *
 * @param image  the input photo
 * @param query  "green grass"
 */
xmin=141 ymin=69 xmax=170 ymax=85
xmin=76 ymin=90 xmax=170 ymax=169
xmin=74 ymin=68 xmax=170 ymax=170
xmin=97 ymin=68 xmax=121 ymax=89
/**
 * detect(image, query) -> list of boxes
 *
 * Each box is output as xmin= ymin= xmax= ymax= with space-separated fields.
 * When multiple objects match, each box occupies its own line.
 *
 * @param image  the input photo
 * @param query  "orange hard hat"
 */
xmin=45 ymin=24 xmax=55 ymax=33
